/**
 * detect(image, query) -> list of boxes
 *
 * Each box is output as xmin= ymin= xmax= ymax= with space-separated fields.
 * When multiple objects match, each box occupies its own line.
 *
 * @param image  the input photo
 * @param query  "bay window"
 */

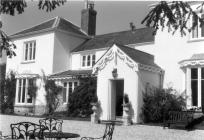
xmin=16 ymin=78 xmax=36 ymax=104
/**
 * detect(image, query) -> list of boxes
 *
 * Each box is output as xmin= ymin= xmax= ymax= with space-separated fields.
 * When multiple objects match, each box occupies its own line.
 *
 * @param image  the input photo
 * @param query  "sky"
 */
xmin=1 ymin=1 xmax=155 ymax=36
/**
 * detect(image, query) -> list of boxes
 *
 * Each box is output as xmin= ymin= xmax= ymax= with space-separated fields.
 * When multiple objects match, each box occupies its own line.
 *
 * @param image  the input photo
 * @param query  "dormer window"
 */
xmin=23 ymin=41 xmax=36 ymax=62
xmin=191 ymin=13 xmax=204 ymax=39
xmin=81 ymin=54 xmax=96 ymax=68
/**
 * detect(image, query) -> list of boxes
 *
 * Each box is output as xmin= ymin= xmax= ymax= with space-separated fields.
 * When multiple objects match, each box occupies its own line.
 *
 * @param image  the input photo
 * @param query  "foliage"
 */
xmin=0 ymin=27 xmax=16 ymax=58
xmin=141 ymin=87 xmax=186 ymax=123
xmin=142 ymin=1 xmax=204 ymax=36
xmin=0 ymin=0 xmax=66 ymax=15
xmin=68 ymin=77 xmax=97 ymax=117
xmin=45 ymin=80 xmax=62 ymax=115
xmin=0 ymin=71 xmax=16 ymax=113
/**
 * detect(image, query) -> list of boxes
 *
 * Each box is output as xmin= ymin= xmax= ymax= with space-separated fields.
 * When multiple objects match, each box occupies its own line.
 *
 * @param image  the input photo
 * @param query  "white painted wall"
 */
xmin=135 ymin=29 xmax=204 ymax=92
xmin=96 ymin=49 xmax=141 ymax=123
xmin=71 ymin=49 xmax=107 ymax=70
xmin=7 ymin=32 xmax=55 ymax=75
xmin=53 ymin=31 xmax=86 ymax=73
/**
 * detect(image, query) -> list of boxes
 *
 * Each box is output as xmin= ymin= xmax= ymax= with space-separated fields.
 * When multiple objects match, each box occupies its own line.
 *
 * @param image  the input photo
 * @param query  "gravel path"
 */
xmin=0 ymin=114 xmax=204 ymax=140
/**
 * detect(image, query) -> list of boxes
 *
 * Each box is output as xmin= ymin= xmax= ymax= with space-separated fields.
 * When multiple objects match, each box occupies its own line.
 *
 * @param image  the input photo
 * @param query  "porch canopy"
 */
xmin=48 ymin=70 xmax=93 ymax=80
xmin=92 ymin=43 xmax=164 ymax=123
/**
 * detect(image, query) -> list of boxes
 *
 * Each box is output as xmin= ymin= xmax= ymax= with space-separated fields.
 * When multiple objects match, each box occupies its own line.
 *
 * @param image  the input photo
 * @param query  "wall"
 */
xmin=6 ymin=32 xmax=55 ymax=115
xmin=71 ymin=49 xmax=107 ymax=70
xmin=53 ymin=31 xmax=86 ymax=73
xmin=135 ymin=29 xmax=204 ymax=92
xmin=7 ymin=32 xmax=55 ymax=75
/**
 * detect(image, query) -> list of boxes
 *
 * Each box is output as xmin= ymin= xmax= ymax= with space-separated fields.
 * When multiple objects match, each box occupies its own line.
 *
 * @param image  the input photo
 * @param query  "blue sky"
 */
xmin=1 ymin=1 xmax=155 ymax=35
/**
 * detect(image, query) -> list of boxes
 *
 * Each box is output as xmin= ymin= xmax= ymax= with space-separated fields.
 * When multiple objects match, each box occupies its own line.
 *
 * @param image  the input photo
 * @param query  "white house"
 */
xmin=2 ymin=1 xmax=203 ymax=123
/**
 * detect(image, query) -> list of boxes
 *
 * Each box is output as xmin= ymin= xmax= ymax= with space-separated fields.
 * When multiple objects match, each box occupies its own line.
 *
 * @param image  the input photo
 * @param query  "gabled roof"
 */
xmin=49 ymin=70 xmax=92 ymax=80
xmin=10 ymin=16 xmax=88 ymax=39
xmin=93 ymin=43 xmax=162 ymax=74
xmin=72 ymin=28 xmax=154 ymax=52
xmin=116 ymin=43 xmax=160 ymax=68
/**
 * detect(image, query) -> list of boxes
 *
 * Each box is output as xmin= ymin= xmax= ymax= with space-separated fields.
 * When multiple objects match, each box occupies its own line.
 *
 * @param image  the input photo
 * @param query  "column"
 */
xmin=186 ymin=67 xmax=192 ymax=108
xmin=198 ymin=67 xmax=201 ymax=107
xmin=15 ymin=79 xmax=19 ymax=104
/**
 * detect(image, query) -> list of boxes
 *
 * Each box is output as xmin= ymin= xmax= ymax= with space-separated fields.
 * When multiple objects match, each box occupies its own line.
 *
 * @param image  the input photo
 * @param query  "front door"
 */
xmin=116 ymin=80 xmax=124 ymax=116
xmin=108 ymin=79 xmax=124 ymax=120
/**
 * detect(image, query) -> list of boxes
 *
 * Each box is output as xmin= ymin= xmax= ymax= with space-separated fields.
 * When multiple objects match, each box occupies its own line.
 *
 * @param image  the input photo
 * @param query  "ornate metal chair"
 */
xmin=81 ymin=122 xmax=115 ymax=140
xmin=39 ymin=117 xmax=63 ymax=133
xmin=10 ymin=122 xmax=43 ymax=140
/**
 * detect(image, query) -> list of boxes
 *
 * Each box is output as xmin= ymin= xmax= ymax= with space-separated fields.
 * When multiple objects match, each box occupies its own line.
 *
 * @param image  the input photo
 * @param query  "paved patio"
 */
xmin=0 ymin=114 xmax=204 ymax=140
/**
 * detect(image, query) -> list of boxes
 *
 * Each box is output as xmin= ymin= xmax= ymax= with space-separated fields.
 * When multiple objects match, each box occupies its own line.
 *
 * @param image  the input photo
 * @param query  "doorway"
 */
xmin=108 ymin=79 xmax=124 ymax=120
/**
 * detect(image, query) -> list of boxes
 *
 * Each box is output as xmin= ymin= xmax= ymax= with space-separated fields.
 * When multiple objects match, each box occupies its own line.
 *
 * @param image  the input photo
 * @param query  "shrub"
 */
xmin=141 ymin=87 xmax=186 ymax=123
xmin=67 ymin=77 xmax=97 ymax=117
xmin=45 ymin=80 xmax=62 ymax=115
xmin=0 ymin=71 xmax=16 ymax=113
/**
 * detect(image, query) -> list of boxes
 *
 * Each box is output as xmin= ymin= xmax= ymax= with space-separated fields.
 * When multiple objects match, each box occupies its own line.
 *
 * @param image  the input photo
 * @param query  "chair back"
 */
xmin=10 ymin=122 xmax=43 ymax=140
xmin=102 ymin=123 xmax=115 ymax=140
xmin=39 ymin=117 xmax=63 ymax=133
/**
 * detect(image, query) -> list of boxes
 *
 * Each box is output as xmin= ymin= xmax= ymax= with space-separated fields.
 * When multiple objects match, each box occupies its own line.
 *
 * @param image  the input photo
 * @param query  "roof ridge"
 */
xmin=52 ymin=16 xmax=61 ymax=28
xmin=10 ymin=16 xmax=57 ymax=36
xmin=58 ymin=17 xmax=88 ymax=36
xmin=96 ymin=27 xmax=153 ymax=37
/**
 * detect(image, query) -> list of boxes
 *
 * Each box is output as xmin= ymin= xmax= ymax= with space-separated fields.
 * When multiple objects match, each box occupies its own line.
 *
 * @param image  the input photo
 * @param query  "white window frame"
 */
xmin=62 ymin=80 xmax=79 ymax=104
xmin=81 ymin=54 xmax=96 ymax=68
xmin=15 ymin=78 xmax=35 ymax=105
xmin=189 ymin=13 xmax=204 ymax=41
xmin=23 ymin=40 xmax=36 ymax=63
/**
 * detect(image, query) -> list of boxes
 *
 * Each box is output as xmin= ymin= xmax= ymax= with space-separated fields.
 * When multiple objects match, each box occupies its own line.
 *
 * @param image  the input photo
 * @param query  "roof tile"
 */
xmin=72 ymin=28 xmax=154 ymax=52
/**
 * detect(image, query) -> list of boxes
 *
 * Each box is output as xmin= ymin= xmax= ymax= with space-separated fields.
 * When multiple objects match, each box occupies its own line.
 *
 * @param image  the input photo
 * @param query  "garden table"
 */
xmin=35 ymin=131 xmax=80 ymax=140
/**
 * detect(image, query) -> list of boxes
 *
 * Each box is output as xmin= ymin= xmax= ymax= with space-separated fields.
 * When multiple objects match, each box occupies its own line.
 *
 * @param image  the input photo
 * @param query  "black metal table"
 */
xmin=35 ymin=132 xmax=80 ymax=140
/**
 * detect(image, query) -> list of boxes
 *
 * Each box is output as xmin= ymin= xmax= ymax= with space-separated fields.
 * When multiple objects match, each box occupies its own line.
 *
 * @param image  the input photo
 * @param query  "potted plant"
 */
xmin=91 ymin=101 xmax=100 ymax=123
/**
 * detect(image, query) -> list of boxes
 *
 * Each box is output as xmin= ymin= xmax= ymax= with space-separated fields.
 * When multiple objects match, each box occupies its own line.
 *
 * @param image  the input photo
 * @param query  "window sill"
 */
xmin=15 ymin=103 xmax=34 ymax=107
xmin=188 ymin=38 xmax=204 ymax=43
xmin=80 ymin=67 xmax=93 ymax=69
xmin=21 ymin=60 xmax=35 ymax=64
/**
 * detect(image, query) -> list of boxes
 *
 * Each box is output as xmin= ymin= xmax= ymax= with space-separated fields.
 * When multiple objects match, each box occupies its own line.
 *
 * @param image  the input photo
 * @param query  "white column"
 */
xmin=25 ymin=79 xmax=28 ymax=104
xmin=15 ymin=79 xmax=19 ymax=104
xmin=186 ymin=67 xmax=192 ymax=108
xmin=198 ymin=67 xmax=201 ymax=107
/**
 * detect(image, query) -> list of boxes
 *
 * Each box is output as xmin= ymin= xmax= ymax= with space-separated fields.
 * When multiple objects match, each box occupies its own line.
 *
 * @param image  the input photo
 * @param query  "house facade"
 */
xmin=2 ymin=2 xmax=203 ymax=122
xmin=6 ymin=17 xmax=88 ymax=115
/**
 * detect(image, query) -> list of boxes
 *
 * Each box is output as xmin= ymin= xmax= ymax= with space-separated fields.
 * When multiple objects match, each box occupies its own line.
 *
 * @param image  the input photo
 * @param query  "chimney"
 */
xmin=81 ymin=0 xmax=97 ymax=36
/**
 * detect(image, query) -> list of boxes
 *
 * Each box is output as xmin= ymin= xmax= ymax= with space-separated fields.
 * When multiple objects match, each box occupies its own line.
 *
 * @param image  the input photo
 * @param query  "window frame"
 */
xmin=16 ymin=78 xmax=35 ymax=105
xmin=22 ymin=40 xmax=36 ymax=63
xmin=62 ymin=80 xmax=79 ymax=104
xmin=189 ymin=13 xmax=204 ymax=40
xmin=81 ymin=53 xmax=96 ymax=68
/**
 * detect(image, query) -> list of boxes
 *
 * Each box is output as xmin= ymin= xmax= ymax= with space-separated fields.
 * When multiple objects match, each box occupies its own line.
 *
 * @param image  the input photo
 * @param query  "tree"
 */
xmin=45 ymin=80 xmax=62 ymax=115
xmin=68 ymin=77 xmax=97 ymax=117
xmin=0 ymin=0 xmax=66 ymax=58
xmin=142 ymin=1 xmax=204 ymax=36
